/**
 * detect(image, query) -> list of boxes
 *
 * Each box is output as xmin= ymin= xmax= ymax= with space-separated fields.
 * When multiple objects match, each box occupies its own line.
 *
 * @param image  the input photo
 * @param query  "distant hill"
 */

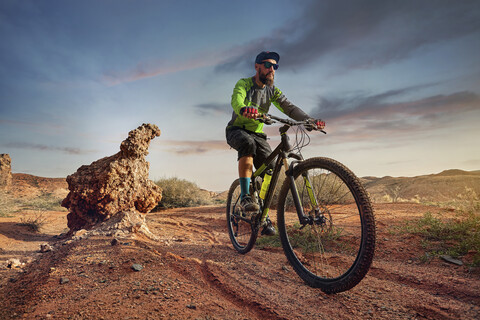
xmin=10 ymin=173 xmax=68 ymax=199
xmin=8 ymin=169 xmax=480 ymax=204
xmin=362 ymin=169 xmax=480 ymax=203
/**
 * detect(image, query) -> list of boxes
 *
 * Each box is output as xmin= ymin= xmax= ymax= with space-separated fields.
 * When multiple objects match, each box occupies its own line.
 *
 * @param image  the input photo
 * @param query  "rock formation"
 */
xmin=0 ymin=154 xmax=12 ymax=189
xmin=62 ymin=123 xmax=162 ymax=233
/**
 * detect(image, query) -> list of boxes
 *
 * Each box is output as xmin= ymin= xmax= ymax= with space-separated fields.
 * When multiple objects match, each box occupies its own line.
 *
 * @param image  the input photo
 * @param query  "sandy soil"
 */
xmin=0 ymin=203 xmax=479 ymax=320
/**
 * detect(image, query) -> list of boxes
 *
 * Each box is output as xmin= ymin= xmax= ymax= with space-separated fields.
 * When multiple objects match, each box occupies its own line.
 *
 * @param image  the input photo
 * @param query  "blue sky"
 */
xmin=1 ymin=0 xmax=479 ymax=191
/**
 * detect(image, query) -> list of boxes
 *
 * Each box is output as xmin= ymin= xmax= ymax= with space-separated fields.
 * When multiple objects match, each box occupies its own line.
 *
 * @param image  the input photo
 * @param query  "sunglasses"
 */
xmin=262 ymin=61 xmax=279 ymax=70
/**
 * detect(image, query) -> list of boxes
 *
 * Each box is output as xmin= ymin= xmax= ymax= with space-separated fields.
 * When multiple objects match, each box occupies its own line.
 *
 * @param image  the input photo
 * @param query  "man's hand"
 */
xmin=240 ymin=106 xmax=259 ymax=119
xmin=314 ymin=119 xmax=325 ymax=130
xmin=306 ymin=118 xmax=325 ymax=131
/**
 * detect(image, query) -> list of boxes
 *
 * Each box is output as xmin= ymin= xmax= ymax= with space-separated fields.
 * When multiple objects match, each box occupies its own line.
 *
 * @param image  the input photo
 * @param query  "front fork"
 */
xmin=286 ymin=158 xmax=321 ymax=226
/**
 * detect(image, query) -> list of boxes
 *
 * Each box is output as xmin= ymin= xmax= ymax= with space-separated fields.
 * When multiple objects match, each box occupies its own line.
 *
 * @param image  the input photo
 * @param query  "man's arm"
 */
xmin=231 ymin=78 xmax=260 ymax=119
xmin=231 ymin=79 xmax=248 ymax=115
xmin=271 ymin=87 xmax=309 ymax=121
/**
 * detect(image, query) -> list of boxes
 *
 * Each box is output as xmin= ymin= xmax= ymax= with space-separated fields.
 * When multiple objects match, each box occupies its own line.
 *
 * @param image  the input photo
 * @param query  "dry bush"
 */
xmin=1 ymin=190 xmax=65 ymax=219
xmin=0 ymin=191 xmax=15 ymax=217
xmin=17 ymin=210 xmax=49 ymax=232
xmin=154 ymin=177 xmax=214 ymax=208
xmin=398 ymin=188 xmax=480 ymax=266
xmin=19 ymin=192 xmax=66 ymax=212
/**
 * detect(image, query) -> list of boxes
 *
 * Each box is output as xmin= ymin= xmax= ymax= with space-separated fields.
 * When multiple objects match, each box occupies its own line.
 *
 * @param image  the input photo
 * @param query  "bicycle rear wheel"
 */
xmin=226 ymin=179 xmax=258 ymax=254
xmin=277 ymin=157 xmax=376 ymax=293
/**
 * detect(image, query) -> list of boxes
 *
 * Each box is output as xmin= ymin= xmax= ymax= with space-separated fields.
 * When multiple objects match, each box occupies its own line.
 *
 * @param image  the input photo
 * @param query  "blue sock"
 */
xmin=239 ymin=177 xmax=250 ymax=198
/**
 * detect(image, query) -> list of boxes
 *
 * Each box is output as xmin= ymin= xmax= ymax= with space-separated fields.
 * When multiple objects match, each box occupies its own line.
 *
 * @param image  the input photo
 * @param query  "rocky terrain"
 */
xmin=0 ymin=203 xmax=478 ymax=319
xmin=0 ymin=175 xmax=479 ymax=319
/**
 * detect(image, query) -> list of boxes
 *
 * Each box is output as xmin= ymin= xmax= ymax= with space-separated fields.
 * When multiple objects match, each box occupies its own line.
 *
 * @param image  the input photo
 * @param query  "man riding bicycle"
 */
xmin=226 ymin=51 xmax=325 ymax=236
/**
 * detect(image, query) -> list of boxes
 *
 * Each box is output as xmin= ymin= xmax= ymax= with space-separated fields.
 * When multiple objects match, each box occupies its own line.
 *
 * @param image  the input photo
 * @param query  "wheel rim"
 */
xmin=282 ymin=166 xmax=364 ymax=280
xmin=227 ymin=183 xmax=253 ymax=250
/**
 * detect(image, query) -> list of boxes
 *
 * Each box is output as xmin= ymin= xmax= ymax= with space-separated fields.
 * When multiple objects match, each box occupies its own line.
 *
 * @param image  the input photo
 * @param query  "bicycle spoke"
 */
xmin=278 ymin=159 xmax=375 ymax=288
xmin=226 ymin=179 xmax=258 ymax=254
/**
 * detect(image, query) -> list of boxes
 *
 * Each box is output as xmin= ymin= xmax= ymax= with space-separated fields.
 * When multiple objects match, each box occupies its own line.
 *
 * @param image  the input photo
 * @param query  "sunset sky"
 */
xmin=1 ymin=0 xmax=479 ymax=191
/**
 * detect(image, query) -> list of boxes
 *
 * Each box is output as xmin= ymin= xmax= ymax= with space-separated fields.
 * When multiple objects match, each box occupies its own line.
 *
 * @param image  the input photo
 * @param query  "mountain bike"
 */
xmin=226 ymin=114 xmax=376 ymax=294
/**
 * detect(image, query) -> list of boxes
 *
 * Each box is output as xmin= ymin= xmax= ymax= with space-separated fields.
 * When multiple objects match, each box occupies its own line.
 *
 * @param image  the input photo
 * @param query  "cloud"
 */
xmin=216 ymin=0 xmax=480 ymax=74
xmin=307 ymin=87 xmax=480 ymax=143
xmin=0 ymin=118 xmax=64 ymax=131
xmin=104 ymin=1 xmax=480 ymax=84
xmin=160 ymin=140 xmax=228 ymax=155
xmin=193 ymin=103 xmax=231 ymax=116
xmin=103 ymin=55 xmax=223 ymax=85
xmin=3 ymin=142 xmax=95 ymax=155
xmin=317 ymin=90 xmax=479 ymax=122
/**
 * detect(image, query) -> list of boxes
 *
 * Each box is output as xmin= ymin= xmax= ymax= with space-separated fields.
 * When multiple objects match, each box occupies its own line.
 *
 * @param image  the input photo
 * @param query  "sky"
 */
xmin=1 ymin=0 xmax=479 ymax=191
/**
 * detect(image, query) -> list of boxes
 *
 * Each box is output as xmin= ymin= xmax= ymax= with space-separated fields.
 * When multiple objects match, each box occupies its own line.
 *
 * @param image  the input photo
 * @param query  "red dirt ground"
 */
xmin=0 ymin=203 xmax=479 ymax=320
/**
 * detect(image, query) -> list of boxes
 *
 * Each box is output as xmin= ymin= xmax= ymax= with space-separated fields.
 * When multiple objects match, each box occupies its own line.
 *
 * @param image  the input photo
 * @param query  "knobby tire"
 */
xmin=277 ymin=157 xmax=376 ymax=294
xmin=226 ymin=179 xmax=258 ymax=254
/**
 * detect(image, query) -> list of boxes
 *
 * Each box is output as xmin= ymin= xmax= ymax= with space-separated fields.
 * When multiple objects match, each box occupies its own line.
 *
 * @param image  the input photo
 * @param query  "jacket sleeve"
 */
xmin=231 ymin=79 xmax=248 ymax=115
xmin=271 ymin=87 xmax=310 ymax=121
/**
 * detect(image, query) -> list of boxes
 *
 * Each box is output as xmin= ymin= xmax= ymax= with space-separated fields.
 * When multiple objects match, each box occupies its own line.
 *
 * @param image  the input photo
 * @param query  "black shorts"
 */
xmin=226 ymin=127 xmax=272 ymax=169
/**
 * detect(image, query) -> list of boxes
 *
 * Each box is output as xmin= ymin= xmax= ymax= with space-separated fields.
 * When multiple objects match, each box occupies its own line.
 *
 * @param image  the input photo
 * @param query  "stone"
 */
xmin=72 ymin=210 xmax=159 ymax=241
xmin=0 ymin=154 xmax=12 ymax=189
xmin=40 ymin=243 xmax=53 ymax=253
xmin=62 ymin=123 xmax=162 ymax=232
xmin=7 ymin=258 xmax=22 ymax=269
xmin=440 ymin=255 xmax=463 ymax=266
xmin=131 ymin=264 xmax=144 ymax=271
xmin=59 ymin=277 xmax=70 ymax=284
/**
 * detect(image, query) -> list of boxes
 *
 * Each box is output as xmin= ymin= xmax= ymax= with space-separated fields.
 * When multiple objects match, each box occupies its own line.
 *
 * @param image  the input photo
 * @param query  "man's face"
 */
xmin=256 ymin=58 xmax=277 ymax=87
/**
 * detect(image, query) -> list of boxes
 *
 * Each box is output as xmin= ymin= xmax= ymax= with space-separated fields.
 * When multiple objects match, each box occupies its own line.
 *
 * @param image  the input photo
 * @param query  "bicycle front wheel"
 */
xmin=226 ymin=179 xmax=258 ymax=254
xmin=277 ymin=157 xmax=376 ymax=293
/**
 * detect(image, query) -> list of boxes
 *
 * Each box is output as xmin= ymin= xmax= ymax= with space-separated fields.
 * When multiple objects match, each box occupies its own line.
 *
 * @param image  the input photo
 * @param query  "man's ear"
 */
xmin=254 ymin=63 xmax=260 ymax=72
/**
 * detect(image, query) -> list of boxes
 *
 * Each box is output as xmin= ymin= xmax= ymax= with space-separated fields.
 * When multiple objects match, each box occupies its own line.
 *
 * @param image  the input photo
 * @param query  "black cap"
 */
xmin=255 ymin=51 xmax=280 ymax=64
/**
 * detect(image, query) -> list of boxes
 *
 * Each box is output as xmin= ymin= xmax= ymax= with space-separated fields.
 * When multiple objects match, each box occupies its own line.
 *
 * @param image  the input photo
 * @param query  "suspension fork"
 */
xmin=303 ymin=171 xmax=319 ymax=207
xmin=285 ymin=156 xmax=318 ymax=225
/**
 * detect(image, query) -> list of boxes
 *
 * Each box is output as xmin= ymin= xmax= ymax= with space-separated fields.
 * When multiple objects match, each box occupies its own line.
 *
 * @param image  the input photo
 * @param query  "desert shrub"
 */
xmin=255 ymin=233 xmax=281 ymax=249
xmin=154 ymin=177 xmax=213 ymax=208
xmin=16 ymin=210 xmax=49 ymax=232
xmin=0 ymin=191 xmax=66 ymax=218
xmin=401 ymin=210 xmax=480 ymax=266
xmin=19 ymin=192 xmax=66 ymax=212
xmin=0 ymin=191 xmax=15 ymax=217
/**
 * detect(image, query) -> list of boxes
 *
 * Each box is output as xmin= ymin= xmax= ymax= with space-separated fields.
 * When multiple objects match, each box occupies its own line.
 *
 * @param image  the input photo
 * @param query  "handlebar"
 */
xmin=258 ymin=114 xmax=326 ymax=134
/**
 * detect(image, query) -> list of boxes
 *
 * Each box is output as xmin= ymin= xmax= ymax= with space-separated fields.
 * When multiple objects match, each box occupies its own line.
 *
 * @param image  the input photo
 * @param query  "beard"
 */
xmin=259 ymin=72 xmax=275 ymax=87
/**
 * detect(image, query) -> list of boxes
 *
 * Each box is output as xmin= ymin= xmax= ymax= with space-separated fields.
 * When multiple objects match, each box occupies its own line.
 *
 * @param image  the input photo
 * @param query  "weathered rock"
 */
xmin=131 ymin=264 xmax=144 ymax=272
xmin=440 ymin=255 xmax=463 ymax=266
xmin=40 ymin=243 xmax=53 ymax=253
xmin=72 ymin=210 xmax=159 ymax=241
xmin=62 ymin=123 xmax=162 ymax=232
xmin=7 ymin=258 xmax=23 ymax=269
xmin=0 ymin=154 xmax=12 ymax=189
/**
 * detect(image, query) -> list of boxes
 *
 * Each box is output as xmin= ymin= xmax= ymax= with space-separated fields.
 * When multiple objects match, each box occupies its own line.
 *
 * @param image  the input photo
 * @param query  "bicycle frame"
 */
xmin=250 ymin=123 xmax=313 ymax=226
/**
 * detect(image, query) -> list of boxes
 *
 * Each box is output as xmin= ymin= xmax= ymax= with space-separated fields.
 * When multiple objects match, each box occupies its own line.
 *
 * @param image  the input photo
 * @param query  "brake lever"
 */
xmin=258 ymin=114 xmax=276 ymax=125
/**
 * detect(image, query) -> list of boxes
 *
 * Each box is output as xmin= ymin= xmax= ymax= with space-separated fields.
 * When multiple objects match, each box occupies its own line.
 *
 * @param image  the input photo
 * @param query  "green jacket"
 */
xmin=227 ymin=77 xmax=309 ymax=133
